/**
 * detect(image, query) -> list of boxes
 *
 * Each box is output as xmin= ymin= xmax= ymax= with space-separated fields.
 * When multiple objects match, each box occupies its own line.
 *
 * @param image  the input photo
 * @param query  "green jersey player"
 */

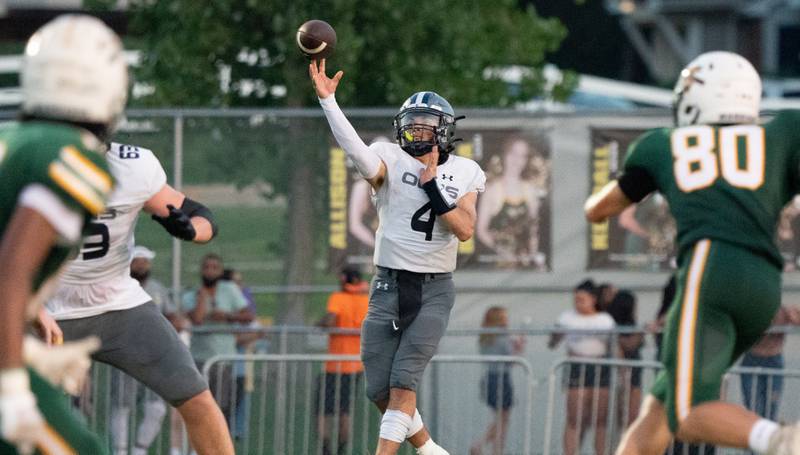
xmin=585 ymin=51 xmax=800 ymax=455
xmin=0 ymin=15 xmax=127 ymax=455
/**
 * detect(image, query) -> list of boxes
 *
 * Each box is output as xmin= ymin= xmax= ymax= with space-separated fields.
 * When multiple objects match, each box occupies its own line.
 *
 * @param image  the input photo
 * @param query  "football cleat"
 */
xmin=766 ymin=422 xmax=800 ymax=455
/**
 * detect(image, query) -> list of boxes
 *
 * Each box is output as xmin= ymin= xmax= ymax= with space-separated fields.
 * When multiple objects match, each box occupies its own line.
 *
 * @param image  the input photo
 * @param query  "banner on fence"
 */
xmin=328 ymin=130 xmax=552 ymax=271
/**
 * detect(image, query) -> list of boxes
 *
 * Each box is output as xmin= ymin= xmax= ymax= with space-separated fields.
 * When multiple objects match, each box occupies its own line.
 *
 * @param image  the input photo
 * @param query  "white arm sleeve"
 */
xmin=319 ymin=95 xmax=382 ymax=179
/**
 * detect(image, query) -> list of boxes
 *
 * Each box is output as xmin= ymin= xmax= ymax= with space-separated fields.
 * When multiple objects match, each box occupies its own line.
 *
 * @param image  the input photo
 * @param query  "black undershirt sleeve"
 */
xmin=617 ymin=166 xmax=657 ymax=203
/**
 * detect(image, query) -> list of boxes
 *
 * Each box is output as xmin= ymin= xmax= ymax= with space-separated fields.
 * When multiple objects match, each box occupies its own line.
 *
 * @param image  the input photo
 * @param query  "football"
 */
xmin=296 ymin=20 xmax=336 ymax=60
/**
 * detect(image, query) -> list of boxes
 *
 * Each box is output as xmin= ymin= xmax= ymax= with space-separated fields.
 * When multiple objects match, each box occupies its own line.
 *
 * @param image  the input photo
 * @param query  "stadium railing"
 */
xmin=542 ymin=357 xmax=800 ymax=455
xmin=199 ymin=354 xmax=536 ymax=455
xmin=79 ymin=344 xmax=800 ymax=455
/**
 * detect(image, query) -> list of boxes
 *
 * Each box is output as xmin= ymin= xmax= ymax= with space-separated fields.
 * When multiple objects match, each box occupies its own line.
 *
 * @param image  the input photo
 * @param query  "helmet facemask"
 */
xmin=393 ymin=108 xmax=460 ymax=163
xmin=672 ymin=66 xmax=703 ymax=126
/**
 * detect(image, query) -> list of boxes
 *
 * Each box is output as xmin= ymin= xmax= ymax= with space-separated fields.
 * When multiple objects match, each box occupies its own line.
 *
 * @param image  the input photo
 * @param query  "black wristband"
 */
xmin=422 ymin=178 xmax=455 ymax=215
xmin=181 ymin=197 xmax=219 ymax=238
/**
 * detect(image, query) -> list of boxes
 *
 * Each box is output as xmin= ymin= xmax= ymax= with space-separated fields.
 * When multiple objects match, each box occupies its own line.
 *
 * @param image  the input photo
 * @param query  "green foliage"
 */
xmin=83 ymin=0 xmax=118 ymax=11
xmin=128 ymin=0 xmax=570 ymax=107
xmin=125 ymin=0 xmax=572 ymax=320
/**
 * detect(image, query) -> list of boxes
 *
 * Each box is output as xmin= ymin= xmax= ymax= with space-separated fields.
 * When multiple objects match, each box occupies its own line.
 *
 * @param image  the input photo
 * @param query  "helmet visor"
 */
xmin=397 ymin=111 xmax=440 ymax=127
xmin=397 ymin=111 xmax=440 ymax=143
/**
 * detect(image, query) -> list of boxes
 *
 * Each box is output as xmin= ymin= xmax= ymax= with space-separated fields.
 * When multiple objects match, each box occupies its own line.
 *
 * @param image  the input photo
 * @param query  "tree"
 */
xmin=130 ymin=0 xmax=571 ymax=107
xmin=129 ymin=0 xmax=572 ymax=323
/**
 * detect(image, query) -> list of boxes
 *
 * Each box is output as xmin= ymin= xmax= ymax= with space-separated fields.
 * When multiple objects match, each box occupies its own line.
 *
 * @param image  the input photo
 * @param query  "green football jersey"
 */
xmin=623 ymin=110 xmax=800 ymax=268
xmin=0 ymin=121 xmax=114 ymax=291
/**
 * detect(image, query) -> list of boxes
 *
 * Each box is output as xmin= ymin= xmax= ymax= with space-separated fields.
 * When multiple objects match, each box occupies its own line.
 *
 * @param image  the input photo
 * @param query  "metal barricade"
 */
xmin=722 ymin=366 xmax=800 ymax=425
xmin=200 ymin=354 xmax=536 ymax=455
xmin=77 ymin=363 xmax=176 ymax=455
xmin=544 ymin=357 xmax=662 ymax=455
xmin=74 ymin=329 xmax=800 ymax=454
xmin=543 ymin=357 xmax=800 ymax=455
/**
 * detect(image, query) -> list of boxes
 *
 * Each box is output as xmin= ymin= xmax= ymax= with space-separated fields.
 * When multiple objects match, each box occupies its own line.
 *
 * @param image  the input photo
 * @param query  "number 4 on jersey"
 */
xmin=411 ymin=202 xmax=436 ymax=241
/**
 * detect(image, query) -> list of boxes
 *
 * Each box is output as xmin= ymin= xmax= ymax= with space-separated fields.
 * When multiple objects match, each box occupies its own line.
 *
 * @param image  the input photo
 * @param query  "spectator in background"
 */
xmin=315 ymin=266 xmax=369 ymax=455
xmin=595 ymin=282 xmax=617 ymax=312
xmin=740 ymin=304 xmax=800 ymax=421
xmin=223 ymin=268 xmax=256 ymax=313
xmin=131 ymin=246 xmax=191 ymax=335
xmin=183 ymin=254 xmax=254 ymax=423
xmin=605 ymin=291 xmax=644 ymax=428
xmin=222 ymin=267 xmax=263 ymax=441
xmin=471 ymin=306 xmax=525 ymax=455
xmin=548 ymin=279 xmax=615 ymax=455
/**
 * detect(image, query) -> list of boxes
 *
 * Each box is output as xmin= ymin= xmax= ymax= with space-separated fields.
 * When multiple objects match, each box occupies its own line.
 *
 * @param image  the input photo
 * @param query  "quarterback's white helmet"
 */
xmin=21 ymin=15 xmax=128 ymax=128
xmin=673 ymin=51 xmax=761 ymax=127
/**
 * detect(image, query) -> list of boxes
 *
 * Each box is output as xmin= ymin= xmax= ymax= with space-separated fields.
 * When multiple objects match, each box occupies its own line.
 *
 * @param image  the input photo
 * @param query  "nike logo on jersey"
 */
xmin=392 ymin=320 xmax=400 ymax=331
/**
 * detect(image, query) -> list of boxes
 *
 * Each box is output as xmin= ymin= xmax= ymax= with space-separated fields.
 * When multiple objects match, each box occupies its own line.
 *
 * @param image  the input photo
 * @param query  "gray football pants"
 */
xmin=361 ymin=266 xmax=455 ymax=403
xmin=58 ymin=302 xmax=208 ymax=406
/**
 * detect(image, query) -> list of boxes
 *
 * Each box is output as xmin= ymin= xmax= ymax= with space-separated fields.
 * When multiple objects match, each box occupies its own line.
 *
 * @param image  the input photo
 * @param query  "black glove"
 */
xmin=152 ymin=204 xmax=196 ymax=241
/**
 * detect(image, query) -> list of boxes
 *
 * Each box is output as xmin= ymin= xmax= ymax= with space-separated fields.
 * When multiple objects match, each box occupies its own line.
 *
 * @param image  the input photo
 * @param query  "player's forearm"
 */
xmin=439 ymin=207 xmax=475 ymax=241
xmin=190 ymin=217 xmax=214 ymax=243
xmin=585 ymin=181 xmax=632 ymax=223
xmin=181 ymin=198 xmax=217 ymax=242
xmin=0 ymin=275 xmax=30 ymax=369
xmin=0 ymin=209 xmax=59 ymax=369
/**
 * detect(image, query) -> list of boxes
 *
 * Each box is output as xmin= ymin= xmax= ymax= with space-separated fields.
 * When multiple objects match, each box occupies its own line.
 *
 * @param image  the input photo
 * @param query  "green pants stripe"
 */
xmin=651 ymin=238 xmax=781 ymax=432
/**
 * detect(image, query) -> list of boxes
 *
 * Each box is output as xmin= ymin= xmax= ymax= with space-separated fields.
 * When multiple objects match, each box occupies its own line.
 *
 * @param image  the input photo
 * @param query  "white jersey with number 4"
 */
xmin=47 ymin=143 xmax=167 ymax=320
xmin=371 ymin=142 xmax=485 ymax=273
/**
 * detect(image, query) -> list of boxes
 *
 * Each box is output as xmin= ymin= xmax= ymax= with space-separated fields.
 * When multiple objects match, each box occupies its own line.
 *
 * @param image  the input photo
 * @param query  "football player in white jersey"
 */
xmin=42 ymin=143 xmax=235 ymax=455
xmin=310 ymin=59 xmax=486 ymax=455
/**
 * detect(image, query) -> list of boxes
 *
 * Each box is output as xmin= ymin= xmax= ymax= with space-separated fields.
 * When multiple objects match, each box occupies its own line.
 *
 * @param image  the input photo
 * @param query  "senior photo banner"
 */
xmin=588 ymin=128 xmax=676 ymax=271
xmin=328 ymin=129 xmax=552 ymax=272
